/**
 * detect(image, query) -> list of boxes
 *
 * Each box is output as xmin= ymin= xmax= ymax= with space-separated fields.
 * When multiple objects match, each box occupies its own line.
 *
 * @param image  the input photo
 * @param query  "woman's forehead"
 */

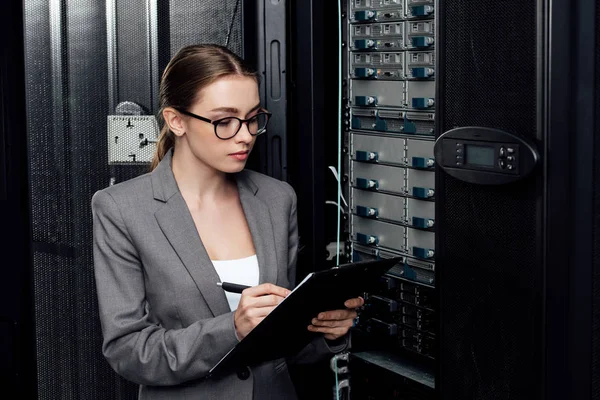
xmin=195 ymin=76 xmax=259 ymax=111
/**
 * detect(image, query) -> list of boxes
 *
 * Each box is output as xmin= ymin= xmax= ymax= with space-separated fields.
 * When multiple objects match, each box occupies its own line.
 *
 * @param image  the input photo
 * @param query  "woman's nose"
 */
xmin=234 ymin=122 xmax=254 ymax=143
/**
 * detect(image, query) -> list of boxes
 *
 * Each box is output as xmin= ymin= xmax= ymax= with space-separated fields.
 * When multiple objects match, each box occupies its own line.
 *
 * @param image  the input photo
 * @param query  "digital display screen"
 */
xmin=465 ymin=145 xmax=495 ymax=166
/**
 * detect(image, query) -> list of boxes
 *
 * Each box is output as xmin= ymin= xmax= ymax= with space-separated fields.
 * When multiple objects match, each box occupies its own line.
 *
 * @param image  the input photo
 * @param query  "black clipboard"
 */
xmin=207 ymin=256 xmax=402 ymax=378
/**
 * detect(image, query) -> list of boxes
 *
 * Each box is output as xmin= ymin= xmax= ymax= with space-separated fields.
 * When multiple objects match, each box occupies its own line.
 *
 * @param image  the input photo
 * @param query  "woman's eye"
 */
xmin=218 ymin=118 xmax=235 ymax=126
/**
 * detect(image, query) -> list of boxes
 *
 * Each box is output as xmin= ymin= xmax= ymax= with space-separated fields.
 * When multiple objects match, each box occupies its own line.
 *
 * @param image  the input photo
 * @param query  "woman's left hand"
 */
xmin=307 ymin=297 xmax=364 ymax=340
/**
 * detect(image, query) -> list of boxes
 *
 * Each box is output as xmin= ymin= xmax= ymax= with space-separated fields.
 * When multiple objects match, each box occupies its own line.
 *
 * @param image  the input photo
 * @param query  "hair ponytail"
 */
xmin=150 ymin=124 xmax=174 ymax=171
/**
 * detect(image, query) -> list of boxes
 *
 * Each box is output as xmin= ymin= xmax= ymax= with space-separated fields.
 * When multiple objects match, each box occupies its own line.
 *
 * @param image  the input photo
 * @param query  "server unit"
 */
xmin=350 ymin=351 xmax=435 ymax=400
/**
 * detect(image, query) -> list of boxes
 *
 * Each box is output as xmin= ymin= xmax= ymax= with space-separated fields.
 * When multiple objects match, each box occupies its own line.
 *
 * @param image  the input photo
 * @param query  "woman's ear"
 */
xmin=163 ymin=107 xmax=186 ymax=137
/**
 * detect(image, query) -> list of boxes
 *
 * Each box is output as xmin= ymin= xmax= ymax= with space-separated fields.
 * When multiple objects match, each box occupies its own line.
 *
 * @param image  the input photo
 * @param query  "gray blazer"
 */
xmin=91 ymin=149 xmax=347 ymax=399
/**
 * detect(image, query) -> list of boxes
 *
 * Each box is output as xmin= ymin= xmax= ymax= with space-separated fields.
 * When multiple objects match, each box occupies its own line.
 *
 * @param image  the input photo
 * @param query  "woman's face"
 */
xmin=180 ymin=75 xmax=261 ymax=174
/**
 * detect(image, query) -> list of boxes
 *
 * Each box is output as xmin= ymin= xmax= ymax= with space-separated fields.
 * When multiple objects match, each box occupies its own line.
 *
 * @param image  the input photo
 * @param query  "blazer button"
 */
xmin=237 ymin=366 xmax=250 ymax=380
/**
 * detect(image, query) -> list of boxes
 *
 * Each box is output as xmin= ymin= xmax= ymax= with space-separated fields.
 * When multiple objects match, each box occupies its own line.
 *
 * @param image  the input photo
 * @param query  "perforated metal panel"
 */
xmin=437 ymin=0 xmax=542 ymax=398
xmin=114 ymin=0 xmax=154 ymax=113
xmin=439 ymin=178 xmax=541 ymax=399
xmin=170 ymin=0 xmax=242 ymax=56
xmin=23 ymin=1 xmax=243 ymax=398
xmin=441 ymin=3 xmax=537 ymax=138
xmin=107 ymin=116 xmax=159 ymax=164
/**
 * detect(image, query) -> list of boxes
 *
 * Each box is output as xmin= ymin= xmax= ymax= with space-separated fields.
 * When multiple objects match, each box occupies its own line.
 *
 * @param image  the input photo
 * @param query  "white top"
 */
xmin=211 ymin=254 xmax=260 ymax=311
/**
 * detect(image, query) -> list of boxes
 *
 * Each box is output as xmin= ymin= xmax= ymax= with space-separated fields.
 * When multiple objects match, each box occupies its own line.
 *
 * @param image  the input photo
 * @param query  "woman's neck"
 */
xmin=170 ymin=145 xmax=234 ymax=205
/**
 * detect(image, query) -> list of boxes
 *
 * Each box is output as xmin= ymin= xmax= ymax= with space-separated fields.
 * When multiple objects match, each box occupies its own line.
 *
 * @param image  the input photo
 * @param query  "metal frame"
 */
xmin=0 ymin=0 xmax=37 ymax=396
xmin=288 ymin=0 xmax=338 ymax=278
xmin=432 ymin=0 xmax=444 ymax=394
xmin=106 ymin=0 xmax=160 ymax=114
xmin=542 ymin=0 xmax=571 ymax=398
xmin=147 ymin=0 xmax=159 ymax=115
xmin=49 ymin=0 xmax=72 ymax=228
xmin=249 ymin=0 xmax=288 ymax=181
xmin=106 ymin=0 xmax=118 ymax=112
xmin=566 ymin=0 xmax=597 ymax=397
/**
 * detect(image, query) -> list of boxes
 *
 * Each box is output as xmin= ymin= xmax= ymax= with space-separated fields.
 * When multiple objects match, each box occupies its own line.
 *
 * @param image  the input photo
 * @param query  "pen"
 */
xmin=217 ymin=281 xmax=251 ymax=294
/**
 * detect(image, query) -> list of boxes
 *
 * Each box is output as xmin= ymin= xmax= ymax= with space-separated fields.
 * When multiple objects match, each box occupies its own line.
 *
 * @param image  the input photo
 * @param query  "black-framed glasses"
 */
xmin=175 ymin=108 xmax=272 ymax=140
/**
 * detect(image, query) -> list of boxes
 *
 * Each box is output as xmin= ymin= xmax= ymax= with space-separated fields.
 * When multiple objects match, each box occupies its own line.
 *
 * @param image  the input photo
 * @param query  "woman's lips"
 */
xmin=229 ymin=151 xmax=249 ymax=161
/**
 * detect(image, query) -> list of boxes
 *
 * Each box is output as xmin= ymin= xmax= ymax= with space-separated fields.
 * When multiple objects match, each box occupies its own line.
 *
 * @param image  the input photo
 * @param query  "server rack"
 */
xmin=4 ymin=0 xmax=599 ymax=399
xmin=337 ymin=0 xmax=600 ymax=399
xmin=339 ymin=0 xmax=437 ymax=397
xmin=435 ymin=0 xmax=600 ymax=398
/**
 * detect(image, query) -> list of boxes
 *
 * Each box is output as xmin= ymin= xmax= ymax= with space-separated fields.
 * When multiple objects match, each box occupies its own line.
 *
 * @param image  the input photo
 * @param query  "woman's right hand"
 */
xmin=234 ymin=283 xmax=290 ymax=340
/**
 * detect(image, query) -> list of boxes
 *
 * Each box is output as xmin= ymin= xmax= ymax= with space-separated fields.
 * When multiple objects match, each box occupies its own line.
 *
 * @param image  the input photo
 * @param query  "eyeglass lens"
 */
xmin=216 ymin=113 xmax=268 ymax=139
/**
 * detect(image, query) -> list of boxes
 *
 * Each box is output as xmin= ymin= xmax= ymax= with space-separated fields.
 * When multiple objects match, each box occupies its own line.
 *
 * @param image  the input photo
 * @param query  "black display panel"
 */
xmin=465 ymin=145 xmax=495 ymax=166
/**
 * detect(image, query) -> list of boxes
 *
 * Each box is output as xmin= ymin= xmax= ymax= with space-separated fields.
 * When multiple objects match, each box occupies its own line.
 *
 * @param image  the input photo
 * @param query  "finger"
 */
xmin=307 ymin=325 xmax=349 ymax=336
xmin=247 ymin=294 xmax=286 ymax=308
xmin=344 ymin=296 xmax=364 ymax=308
xmin=243 ymin=283 xmax=290 ymax=298
xmin=246 ymin=305 xmax=277 ymax=318
xmin=311 ymin=318 xmax=354 ymax=328
xmin=317 ymin=309 xmax=357 ymax=321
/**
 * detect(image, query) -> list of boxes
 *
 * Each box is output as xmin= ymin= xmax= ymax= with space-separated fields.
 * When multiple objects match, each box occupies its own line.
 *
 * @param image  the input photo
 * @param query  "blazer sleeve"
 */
xmin=286 ymin=183 xmax=298 ymax=288
xmin=282 ymin=184 xmax=350 ymax=365
xmin=91 ymin=190 xmax=239 ymax=386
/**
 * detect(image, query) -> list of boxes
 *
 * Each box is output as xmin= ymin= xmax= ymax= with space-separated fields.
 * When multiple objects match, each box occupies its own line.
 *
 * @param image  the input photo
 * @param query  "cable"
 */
xmin=332 ymin=354 xmax=341 ymax=400
xmin=336 ymin=0 xmax=343 ymax=270
xmin=225 ymin=0 xmax=240 ymax=48
xmin=328 ymin=166 xmax=349 ymax=209
xmin=335 ymin=1 xmax=343 ymax=398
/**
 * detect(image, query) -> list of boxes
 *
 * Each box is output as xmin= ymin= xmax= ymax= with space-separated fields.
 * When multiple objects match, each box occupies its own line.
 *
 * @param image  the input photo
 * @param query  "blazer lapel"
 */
xmin=150 ymin=150 xmax=280 ymax=317
xmin=236 ymin=173 xmax=279 ymax=286
xmin=152 ymin=150 xmax=230 ymax=317
xmin=154 ymin=195 xmax=231 ymax=317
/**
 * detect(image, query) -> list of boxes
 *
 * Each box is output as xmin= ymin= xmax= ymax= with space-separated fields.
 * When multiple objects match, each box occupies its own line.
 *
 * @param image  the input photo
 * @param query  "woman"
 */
xmin=91 ymin=44 xmax=361 ymax=399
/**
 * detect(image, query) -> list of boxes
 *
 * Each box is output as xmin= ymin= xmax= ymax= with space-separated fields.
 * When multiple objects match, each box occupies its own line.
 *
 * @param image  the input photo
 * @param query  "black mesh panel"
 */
xmin=23 ymin=1 xmax=243 ymax=398
xmin=169 ymin=0 xmax=243 ymax=56
xmin=442 ymin=2 xmax=537 ymax=139
xmin=116 ymin=0 xmax=153 ymax=113
xmin=440 ymin=178 xmax=541 ymax=399
xmin=25 ymin=0 xmax=72 ymax=246
xmin=438 ymin=1 xmax=541 ymax=399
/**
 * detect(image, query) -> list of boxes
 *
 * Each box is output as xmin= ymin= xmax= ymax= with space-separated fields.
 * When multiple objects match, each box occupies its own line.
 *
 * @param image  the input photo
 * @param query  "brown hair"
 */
xmin=150 ymin=44 xmax=260 ymax=170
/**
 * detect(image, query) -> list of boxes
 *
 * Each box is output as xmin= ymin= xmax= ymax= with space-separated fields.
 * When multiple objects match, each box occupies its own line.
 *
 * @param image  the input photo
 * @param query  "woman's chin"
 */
xmin=219 ymin=161 xmax=247 ymax=174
